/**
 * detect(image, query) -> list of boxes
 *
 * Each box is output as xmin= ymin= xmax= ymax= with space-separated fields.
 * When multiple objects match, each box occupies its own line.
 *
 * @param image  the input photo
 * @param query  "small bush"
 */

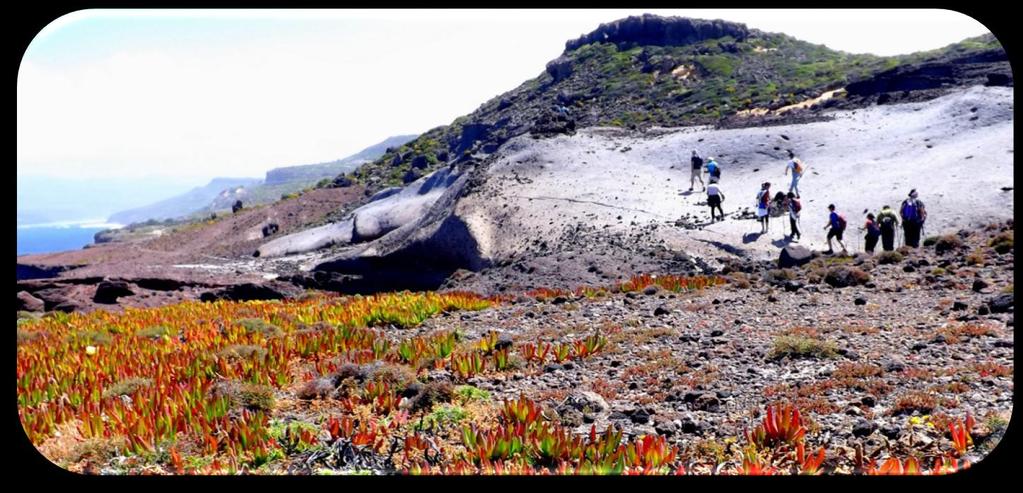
xmin=75 ymin=330 xmax=114 ymax=346
xmin=102 ymin=377 xmax=153 ymax=399
xmin=762 ymin=268 xmax=796 ymax=286
xmin=934 ymin=234 xmax=963 ymax=254
xmin=455 ymin=385 xmax=492 ymax=403
xmin=238 ymin=318 xmax=284 ymax=338
xmin=137 ymin=325 xmax=175 ymax=339
xmin=415 ymin=404 xmax=467 ymax=430
xmin=237 ymin=384 xmax=275 ymax=411
xmin=218 ymin=344 xmax=268 ymax=361
xmin=767 ymin=335 xmax=838 ymax=360
xmin=729 ymin=272 xmax=751 ymax=289
xmin=923 ymin=236 xmax=939 ymax=247
xmin=875 ymin=251 xmax=903 ymax=265
xmin=989 ymin=232 xmax=1014 ymax=254
xmin=408 ymin=381 xmax=454 ymax=412
xmin=892 ymin=390 xmax=937 ymax=415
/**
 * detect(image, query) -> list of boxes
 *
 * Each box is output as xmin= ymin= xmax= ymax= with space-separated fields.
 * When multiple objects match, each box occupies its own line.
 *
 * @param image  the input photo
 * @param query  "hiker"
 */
xmin=787 ymin=192 xmax=802 ymax=241
xmin=232 ymin=200 xmax=244 ymax=214
xmin=707 ymin=182 xmax=725 ymax=222
xmin=705 ymin=157 xmax=722 ymax=183
xmin=900 ymin=189 xmax=927 ymax=248
xmin=784 ymin=150 xmax=805 ymax=198
xmin=876 ymin=205 xmax=899 ymax=251
xmin=689 ymin=150 xmax=705 ymax=192
xmin=756 ymin=182 xmax=771 ymax=234
xmin=823 ymin=204 xmax=848 ymax=255
xmin=861 ymin=213 xmax=881 ymax=253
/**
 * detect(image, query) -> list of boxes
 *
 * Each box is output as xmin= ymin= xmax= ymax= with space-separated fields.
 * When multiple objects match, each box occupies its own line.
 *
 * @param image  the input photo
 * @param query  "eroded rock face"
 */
xmin=564 ymin=15 xmax=749 ymax=52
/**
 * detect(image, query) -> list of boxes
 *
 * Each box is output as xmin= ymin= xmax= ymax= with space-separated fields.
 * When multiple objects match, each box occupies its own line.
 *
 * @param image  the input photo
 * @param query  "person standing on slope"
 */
xmin=707 ymin=181 xmax=725 ymax=222
xmin=756 ymin=182 xmax=771 ymax=234
xmin=876 ymin=205 xmax=899 ymax=251
xmin=784 ymin=150 xmax=806 ymax=199
xmin=860 ymin=213 xmax=882 ymax=254
xmin=689 ymin=150 xmax=705 ymax=192
xmin=900 ymin=189 xmax=927 ymax=248
xmin=823 ymin=204 xmax=848 ymax=255
xmin=787 ymin=192 xmax=802 ymax=241
xmin=705 ymin=157 xmax=722 ymax=184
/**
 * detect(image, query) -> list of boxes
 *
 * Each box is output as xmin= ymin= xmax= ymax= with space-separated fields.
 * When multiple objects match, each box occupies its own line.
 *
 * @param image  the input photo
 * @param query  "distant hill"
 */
xmin=342 ymin=16 xmax=1007 ymax=190
xmin=264 ymin=135 xmax=417 ymax=185
xmin=106 ymin=135 xmax=417 ymax=225
xmin=107 ymin=177 xmax=262 ymax=225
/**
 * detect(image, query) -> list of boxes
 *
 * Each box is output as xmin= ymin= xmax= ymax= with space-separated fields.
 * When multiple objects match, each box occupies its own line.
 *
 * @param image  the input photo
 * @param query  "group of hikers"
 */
xmin=686 ymin=150 xmax=929 ymax=255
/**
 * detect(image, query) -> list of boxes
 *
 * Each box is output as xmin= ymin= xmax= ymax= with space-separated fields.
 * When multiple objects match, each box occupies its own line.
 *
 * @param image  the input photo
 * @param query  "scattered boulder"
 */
xmin=261 ymin=223 xmax=280 ymax=237
xmin=852 ymin=419 xmax=877 ymax=437
xmin=778 ymin=245 xmax=813 ymax=268
xmin=988 ymin=294 xmax=1013 ymax=313
xmin=17 ymin=291 xmax=44 ymax=312
xmin=561 ymin=390 xmax=609 ymax=414
xmin=200 ymin=282 xmax=300 ymax=302
xmin=545 ymin=56 xmax=573 ymax=83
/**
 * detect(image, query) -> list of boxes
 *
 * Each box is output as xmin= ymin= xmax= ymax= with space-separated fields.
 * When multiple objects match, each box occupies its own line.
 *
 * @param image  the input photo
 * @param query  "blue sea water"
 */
xmin=16 ymin=222 xmax=121 ymax=256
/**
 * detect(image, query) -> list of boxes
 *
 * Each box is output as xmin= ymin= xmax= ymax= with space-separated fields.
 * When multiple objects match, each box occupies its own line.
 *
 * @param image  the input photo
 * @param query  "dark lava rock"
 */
xmin=630 ymin=409 xmax=652 ymax=424
xmin=654 ymin=420 xmax=676 ymax=436
xmin=861 ymin=395 xmax=877 ymax=407
xmin=679 ymin=416 xmax=701 ymax=434
xmin=544 ymin=363 xmax=564 ymax=373
xmin=200 ymin=282 xmax=298 ymax=302
xmin=643 ymin=285 xmax=660 ymax=296
xmin=545 ymin=56 xmax=573 ymax=83
xmin=710 ymin=329 xmax=724 ymax=337
xmin=911 ymin=342 xmax=928 ymax=351
xmin=978 ymin=304 xmax=991 ymax=315
xmin=694 ymin=394 xmax=721 ymax=413
xmin=552 ymin=296 xmax=569 ymax=305
xmin=952 ymin=301 xmax=969 ymax=311
xmin=654 ymin=305 xmax=671 ymax=316
xmin=989 ymin=294 xmax=1014 ymax=313
xmin=609 ymin=411 xmax=629 ymax=421
xmin=852 ymin=419 xmax=877 ymax=437
xmin=854 ymin=296 xmax=867 ymax=306
xmin=884 ymin=360 xmax=906 ymax=372
xmin=93 ymin=280 xmax=135 ymax=304
xmin=494 ymin=333 xmax=514 ymax=351
xmin=880 ymin=425 xmax=902 ymax=439
xmin=783 ymin=280 xmax=803 ymax=292
xmin=903 ymin=265 xmax=916 ymax=273
xmin=993 ymin=339 xmax=1013 ymax=348
xmin=972 ymin=279 xmax=989 ymax=292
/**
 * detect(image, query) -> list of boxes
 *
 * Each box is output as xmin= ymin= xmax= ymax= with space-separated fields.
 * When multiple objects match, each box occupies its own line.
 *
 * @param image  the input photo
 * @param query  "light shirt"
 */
xmin=787 ymin=160 xmax=801 ymax=175
xmin=707 ymin=184 xmax=721 ymax=196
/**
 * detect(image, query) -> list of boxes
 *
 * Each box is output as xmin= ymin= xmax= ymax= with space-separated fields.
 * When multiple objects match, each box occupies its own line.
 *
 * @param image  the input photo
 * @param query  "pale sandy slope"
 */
xmin=458 ymin=85 xmax=1014 ymax=265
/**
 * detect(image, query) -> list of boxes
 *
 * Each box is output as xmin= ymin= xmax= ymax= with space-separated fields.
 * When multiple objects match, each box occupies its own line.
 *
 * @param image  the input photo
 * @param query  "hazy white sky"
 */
xmin=18 ymin=9 xmax=992 ymax=182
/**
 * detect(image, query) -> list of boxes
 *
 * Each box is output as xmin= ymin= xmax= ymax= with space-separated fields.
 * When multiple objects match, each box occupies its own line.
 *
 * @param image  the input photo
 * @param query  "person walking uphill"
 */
xmin=876 ymin=205 xmax=899 ymax=251
xmin=707 ymin=182 xmax=725 ymax=222
xmin=784 ymin=150 xmax=806 ymax=199
xmin=705 ymin=157 xmax=722 ymax=183
xmin=756 ymin=182 xmax=771 ymax=234
xmin=900 ymin=189 xmax=927 ymax=248
xmin=861 ymin=213 xmax=881 ymax=253
xmin=823 ymin=204 xmax=848 ymax=255
xmin=689 ymin=150 xmax=705 ymax=192
xmin=787 ymin=192 xmax=802 ymax=241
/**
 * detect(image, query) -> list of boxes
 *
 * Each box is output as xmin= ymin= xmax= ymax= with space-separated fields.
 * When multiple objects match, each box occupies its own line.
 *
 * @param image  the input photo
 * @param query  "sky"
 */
xmin=18 ymin=9 xmax=992 ymax=184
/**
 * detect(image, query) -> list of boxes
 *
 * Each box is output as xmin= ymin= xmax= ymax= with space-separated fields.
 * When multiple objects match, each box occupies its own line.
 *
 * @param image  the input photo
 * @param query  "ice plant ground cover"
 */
xmin=17 ymin=273 xmax=1001 ymax=474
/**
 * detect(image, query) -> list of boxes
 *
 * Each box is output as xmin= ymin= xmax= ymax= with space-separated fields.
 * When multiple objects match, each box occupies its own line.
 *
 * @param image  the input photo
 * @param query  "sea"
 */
xmin=16 ymin=220 xmax=123 ymax=256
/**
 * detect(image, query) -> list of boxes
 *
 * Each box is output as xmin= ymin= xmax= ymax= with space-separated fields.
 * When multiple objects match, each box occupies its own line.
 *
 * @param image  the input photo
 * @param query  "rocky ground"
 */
xmin=403 ymin=220 xmax=1014 ymax=470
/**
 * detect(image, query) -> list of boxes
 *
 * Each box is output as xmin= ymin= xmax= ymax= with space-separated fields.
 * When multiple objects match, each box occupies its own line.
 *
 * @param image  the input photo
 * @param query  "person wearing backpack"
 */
xmin=784 ymin=150 xmax=806 ymax=199
xmin=756 ymin=182 xmax=771 ymax=234
xmin=787 ymin=192 xmax=802 ymax=241
xmin=707 ymin=182 xmax=725 ymax=222
xmin=876 ymin=205 xmax=899 ymax=251
xmin=689 ymin=150 xmax=705 ymax=192
xmin=900 ymin=189 xmax=927 ymax=248
xmin=705 ymin=157 xmax=722 ymax=183
xmin=823 ymin=204 xmax=848 ymax=255
xmin=860 ymin=213 xmax=882 ymax=254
